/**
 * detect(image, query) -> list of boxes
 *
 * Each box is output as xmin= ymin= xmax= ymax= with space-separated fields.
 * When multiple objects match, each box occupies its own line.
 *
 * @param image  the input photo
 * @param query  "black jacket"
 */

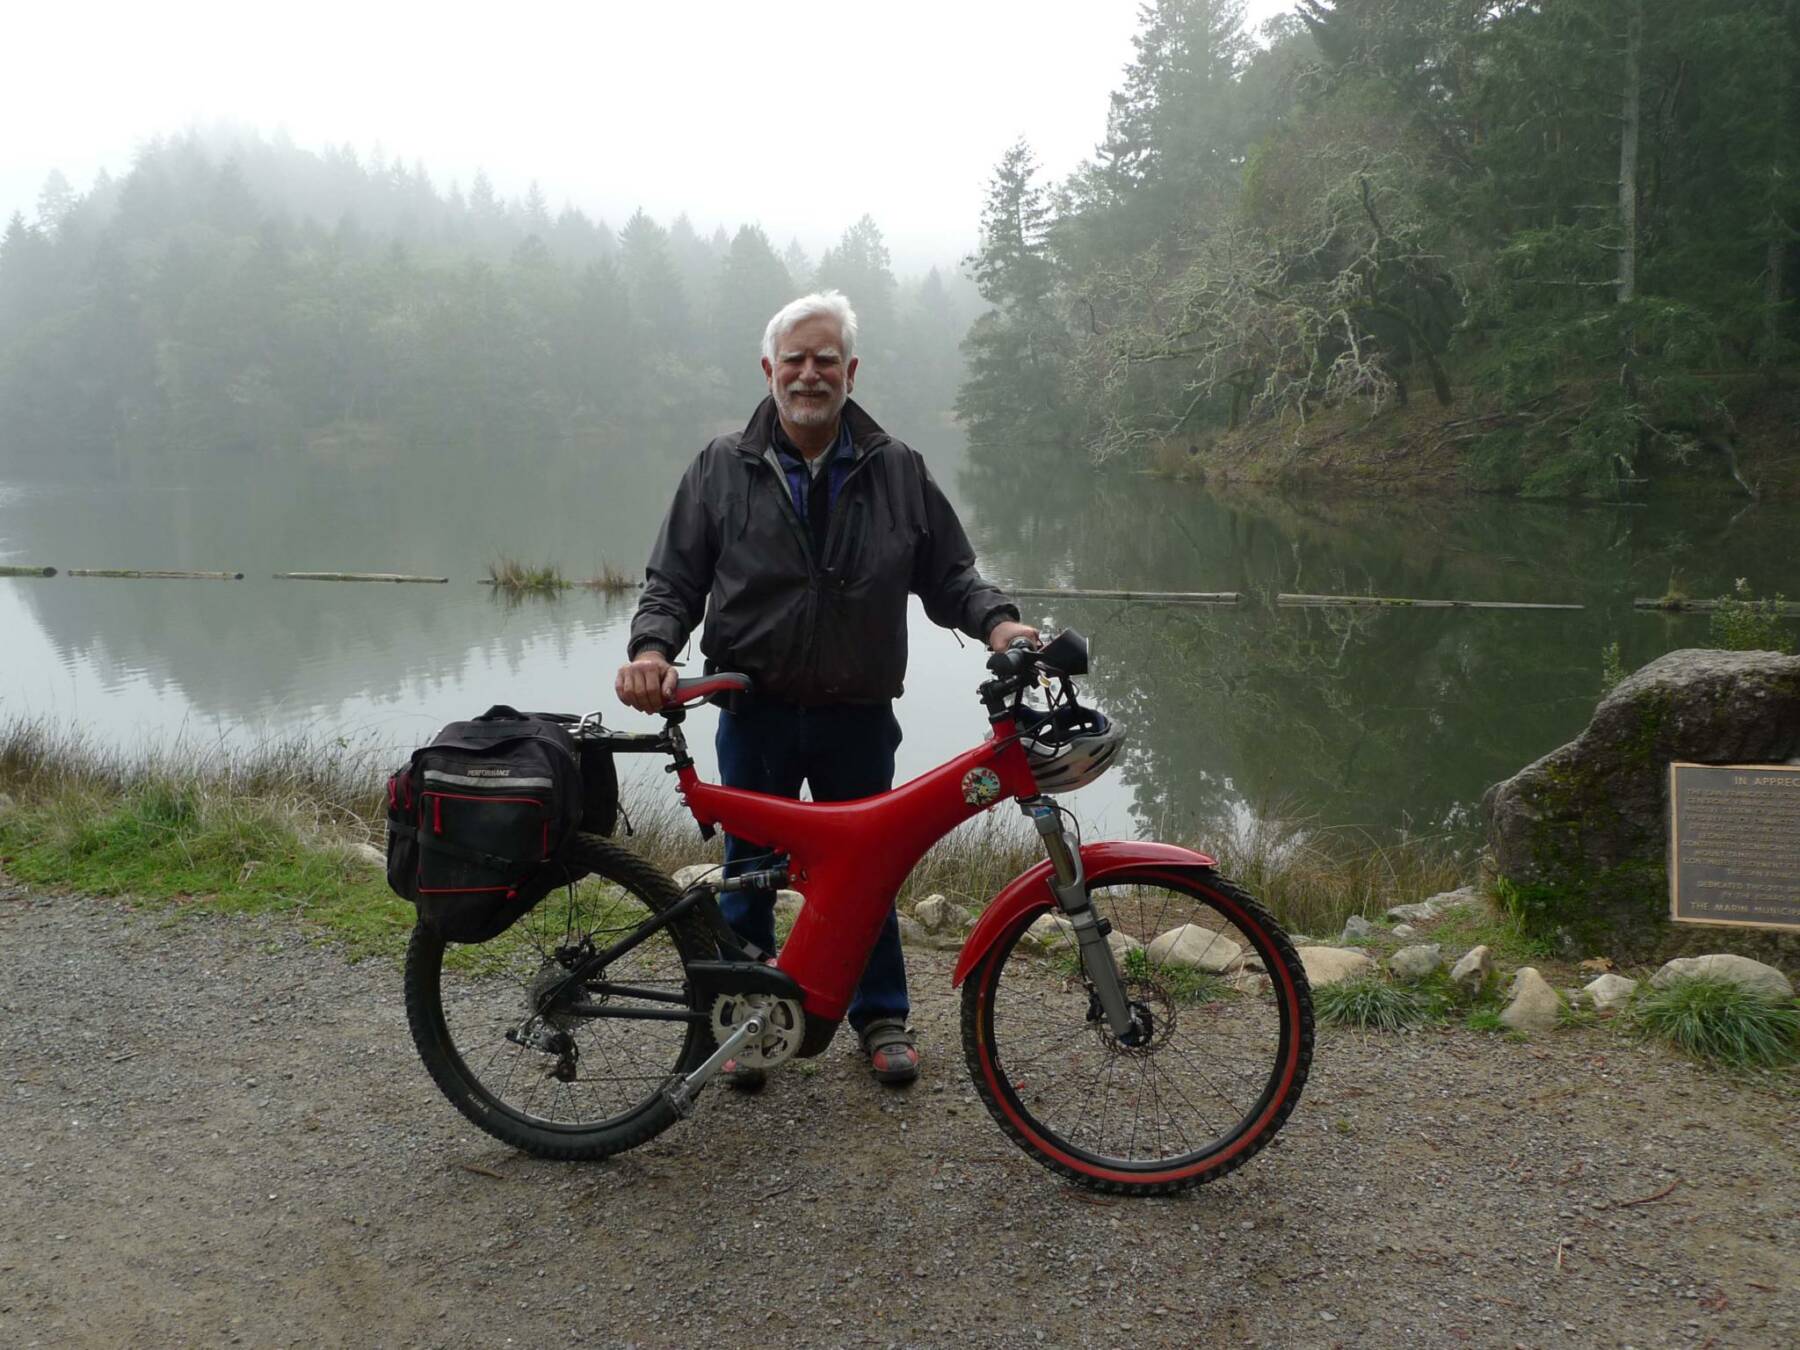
xmin=628 ymin=397 xmax=1017 ymax=705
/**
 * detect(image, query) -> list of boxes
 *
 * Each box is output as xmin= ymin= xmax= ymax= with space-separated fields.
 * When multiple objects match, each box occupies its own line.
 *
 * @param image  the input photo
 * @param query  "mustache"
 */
xmin=784 ymin=381 xmax=832 ymax=395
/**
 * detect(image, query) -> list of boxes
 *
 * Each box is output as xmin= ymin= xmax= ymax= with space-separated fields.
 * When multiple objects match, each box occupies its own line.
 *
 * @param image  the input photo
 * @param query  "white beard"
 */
xmin=775 ymin=382 xmax=845 ymax=428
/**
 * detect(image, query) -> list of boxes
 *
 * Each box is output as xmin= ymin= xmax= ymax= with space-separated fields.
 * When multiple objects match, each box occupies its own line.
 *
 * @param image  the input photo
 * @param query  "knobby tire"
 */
xmin=404 ymin=833 xmax=713 ymax=1161
xmin=961 ymin=868 xmax=1313 ymax=1195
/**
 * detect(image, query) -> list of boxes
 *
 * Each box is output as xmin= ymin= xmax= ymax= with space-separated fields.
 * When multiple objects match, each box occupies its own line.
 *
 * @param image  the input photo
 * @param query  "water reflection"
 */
xmin=2 ymin=434 xmax=1791 ymax=841
xmin=960 ymin=465 xmax=1794 ymax=837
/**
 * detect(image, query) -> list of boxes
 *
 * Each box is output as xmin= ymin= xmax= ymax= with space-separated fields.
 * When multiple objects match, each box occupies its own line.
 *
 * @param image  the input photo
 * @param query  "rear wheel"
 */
xmin=962 ymin=869 xmax=1312 ymax=1195
xmin=404 ymin=834 xmax=713 ymax=1160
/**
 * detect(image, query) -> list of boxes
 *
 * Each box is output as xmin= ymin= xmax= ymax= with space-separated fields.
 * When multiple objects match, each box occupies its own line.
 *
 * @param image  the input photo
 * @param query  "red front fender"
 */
xmin=951 ymin=840 xmax=1218 ymax=987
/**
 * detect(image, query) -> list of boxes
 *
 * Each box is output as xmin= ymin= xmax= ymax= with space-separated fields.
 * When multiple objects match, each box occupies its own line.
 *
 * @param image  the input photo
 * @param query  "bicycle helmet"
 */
xmin=1015 ymin=702 xmax=1125 ymax=794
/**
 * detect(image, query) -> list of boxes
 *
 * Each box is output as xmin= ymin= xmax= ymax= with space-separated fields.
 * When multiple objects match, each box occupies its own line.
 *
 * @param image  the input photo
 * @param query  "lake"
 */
xmin=2 ymin=422 xmax=1793 ymax=844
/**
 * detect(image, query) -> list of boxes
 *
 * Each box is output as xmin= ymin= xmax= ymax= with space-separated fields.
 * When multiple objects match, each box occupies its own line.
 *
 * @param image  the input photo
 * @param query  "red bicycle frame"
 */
xmin=667 ymin=702 xmax=1216 ymax=1026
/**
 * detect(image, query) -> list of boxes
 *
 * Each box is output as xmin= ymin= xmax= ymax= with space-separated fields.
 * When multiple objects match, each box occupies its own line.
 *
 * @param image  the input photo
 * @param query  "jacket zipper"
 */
xmin=742 ymin=441 xmax=884 ymax=697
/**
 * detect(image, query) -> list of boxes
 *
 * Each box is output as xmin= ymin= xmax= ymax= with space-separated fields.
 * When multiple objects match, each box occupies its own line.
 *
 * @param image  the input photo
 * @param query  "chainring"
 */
xmin=710 ymin=992 xmax=805 ymax=1068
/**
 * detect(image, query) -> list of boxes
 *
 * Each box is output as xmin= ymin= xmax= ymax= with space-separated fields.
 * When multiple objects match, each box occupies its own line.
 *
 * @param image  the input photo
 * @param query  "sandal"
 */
xmin=859 ymin=1018 xmax=919 ymax=1086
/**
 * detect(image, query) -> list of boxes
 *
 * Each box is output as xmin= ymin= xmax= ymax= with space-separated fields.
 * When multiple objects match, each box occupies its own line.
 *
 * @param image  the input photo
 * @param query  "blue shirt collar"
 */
xmin=773 ymin=417 xmax=856 ymax=470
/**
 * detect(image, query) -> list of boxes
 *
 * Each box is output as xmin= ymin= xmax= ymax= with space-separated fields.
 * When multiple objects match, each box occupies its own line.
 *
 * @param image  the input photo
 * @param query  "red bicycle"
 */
xmin=404 ymin=632 xmax=1313 ymax=1194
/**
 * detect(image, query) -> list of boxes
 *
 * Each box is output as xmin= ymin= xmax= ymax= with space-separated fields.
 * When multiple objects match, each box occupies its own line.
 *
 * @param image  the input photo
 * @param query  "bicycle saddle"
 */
xmin=664 ymin=672 xmax=752 ymax=709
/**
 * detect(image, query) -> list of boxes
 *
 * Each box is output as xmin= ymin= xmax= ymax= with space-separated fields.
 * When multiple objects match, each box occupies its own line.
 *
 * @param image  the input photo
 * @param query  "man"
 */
xmin=616 ymin=290 xmax=1035 ymax=1087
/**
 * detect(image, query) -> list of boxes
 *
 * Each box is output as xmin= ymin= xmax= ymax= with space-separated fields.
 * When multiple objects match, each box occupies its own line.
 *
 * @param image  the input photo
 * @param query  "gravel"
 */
xmin=2 ymin=885 xmax=1796 ymax=1348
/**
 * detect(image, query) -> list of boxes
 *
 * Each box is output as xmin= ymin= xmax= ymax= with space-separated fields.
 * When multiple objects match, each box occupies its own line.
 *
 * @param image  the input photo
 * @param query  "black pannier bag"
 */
xmin=385 ymin=706 xmax=586 ymax=943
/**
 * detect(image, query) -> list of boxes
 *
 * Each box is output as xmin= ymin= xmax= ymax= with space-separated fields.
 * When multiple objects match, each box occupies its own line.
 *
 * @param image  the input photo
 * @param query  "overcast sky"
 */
xmin=5 ymin=0 xmax=1297 ymax=272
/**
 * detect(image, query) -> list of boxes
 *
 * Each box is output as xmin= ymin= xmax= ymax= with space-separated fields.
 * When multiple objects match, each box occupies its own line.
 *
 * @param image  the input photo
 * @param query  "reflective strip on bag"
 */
xmin=422 ymin=770 xmax=556 ymax=789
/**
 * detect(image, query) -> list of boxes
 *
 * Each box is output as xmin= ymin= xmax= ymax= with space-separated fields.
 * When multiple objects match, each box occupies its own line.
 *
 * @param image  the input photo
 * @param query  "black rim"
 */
xmin=420 ymin=879 xmax=700 ymax=1136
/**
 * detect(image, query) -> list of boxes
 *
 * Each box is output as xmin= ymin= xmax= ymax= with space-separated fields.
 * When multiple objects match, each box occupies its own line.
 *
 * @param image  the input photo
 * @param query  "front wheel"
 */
xmin=962 ymin=868 xmax=1312 ymax=1195
xmin=404 ymin=834 xmax=714 ymax=1160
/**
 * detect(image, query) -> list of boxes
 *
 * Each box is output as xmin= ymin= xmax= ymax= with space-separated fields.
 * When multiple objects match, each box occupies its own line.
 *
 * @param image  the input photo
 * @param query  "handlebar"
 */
xmin=985 ymin=638 xmax=1039 ymax=681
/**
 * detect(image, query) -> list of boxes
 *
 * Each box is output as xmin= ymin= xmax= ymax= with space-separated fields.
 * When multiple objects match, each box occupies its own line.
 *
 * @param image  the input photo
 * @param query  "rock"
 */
xmin=1650 ymin=954 xmax=1794 ymax=1002
xmin=1146 ymin=924 xmax=1243 ymax=973
xmin=896 ymin=914 xmax=929 ymax=948
xmin=1499 ymin=967 xmax=1562 ymax=1034
xmin=1296 ymin=946 xmax=1377 ymax=988
xmin=1228 ymin=970 xmax=1271 ymax=997
xmin=345 ymin=841 xmax=385 ymax=869
xmin=914 ymin=894 xmax=972 ymax=934
xmin=1026 ymin=913 xmax=1074 ymax=948
xmin=774 ymin=890 xmax=804 ymax=923
xmin=1341 ymin=914 xmax=1377 ymax=942
xmin=1106 ymin=929 xmax=1144 ymax=961
xmin=1392 ymin=923 xmax=1418 ymax=939
xmin=1448 ymin=945 xmax=1492 ymax=996
xmin=1484 ymin=649 xmax=1800 ymax=957
xmin=1387 ymin=887 xmax=1481 ymax=924
xmin=0 ymin=791 xmax=15 ymax=816
xmin=1387 ymin=944 xmax=1443 ymax=982
xmin=672 ymin=863 xmax=717 ymax=891
xmin=1584 ymin=973 xmax=1639 ymax=1011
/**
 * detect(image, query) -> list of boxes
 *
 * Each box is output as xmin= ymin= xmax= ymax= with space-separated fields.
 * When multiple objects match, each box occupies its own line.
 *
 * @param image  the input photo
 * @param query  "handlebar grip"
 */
xmin=985 ymin=645 xmax=1036 ymax=679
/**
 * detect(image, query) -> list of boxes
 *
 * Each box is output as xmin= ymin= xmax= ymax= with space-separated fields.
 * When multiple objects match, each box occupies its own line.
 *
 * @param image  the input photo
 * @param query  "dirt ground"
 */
xmin=2 ymin=885 xmax=1796 ymax=1349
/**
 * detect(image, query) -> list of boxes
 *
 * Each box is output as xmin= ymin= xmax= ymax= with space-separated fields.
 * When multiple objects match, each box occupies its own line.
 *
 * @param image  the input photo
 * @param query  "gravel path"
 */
xmin=2 ymin=885 xmax=1796 ymax=1349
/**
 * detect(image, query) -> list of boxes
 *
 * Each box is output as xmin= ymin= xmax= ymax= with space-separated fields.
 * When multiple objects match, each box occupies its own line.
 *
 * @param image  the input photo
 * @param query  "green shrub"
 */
xmin=1599 ymin=641 xmax=1626 ymax=694
xmin=1314 ymin=974 xmax=1437 ymax=1030
xmin=1632 ymin=975 xmax=1800 ymax=1069
xmin=1707 ymin=579 xmax=1795 ymax=654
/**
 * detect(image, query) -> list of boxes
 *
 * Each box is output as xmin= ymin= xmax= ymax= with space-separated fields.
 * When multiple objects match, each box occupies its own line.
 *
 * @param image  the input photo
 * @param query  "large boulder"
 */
xmin=1484 ymin=649 xmax=1800 ymax=959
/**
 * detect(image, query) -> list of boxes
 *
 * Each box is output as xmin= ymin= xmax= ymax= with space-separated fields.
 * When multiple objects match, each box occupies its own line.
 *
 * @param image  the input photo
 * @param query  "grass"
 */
xmin=1313 ymin=973 xmax=1439 ymax=1030
xmin=578 ymin=562 xmax=637 ymax=594
xmin=1631 ymin=975 xmax=1800 ymax=1069
xmin=484 ymin=556 xmax=566 ymax=593
xmin=1044 ymin=942 xmax=1231 ymax=1006
xmin=1120 ymin=946 xmax=1227 ymax=1004
xmin=1205 ymin=810 xmax=1469 ymax=939
xmin=482 ymin=557 xmax=638 ymax=597
xmin=1422 ymin=899 xmax=1555 ymax=971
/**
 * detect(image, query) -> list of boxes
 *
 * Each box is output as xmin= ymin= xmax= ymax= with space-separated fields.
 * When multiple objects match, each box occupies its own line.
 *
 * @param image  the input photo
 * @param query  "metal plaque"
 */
xmin=1668 ymin=762 xmax=1800 ymax=931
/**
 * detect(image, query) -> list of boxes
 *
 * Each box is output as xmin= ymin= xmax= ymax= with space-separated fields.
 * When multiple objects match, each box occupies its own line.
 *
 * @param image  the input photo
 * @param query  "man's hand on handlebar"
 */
xmin=615 ymin=650 xmax=679 ymax=714
xmin=986 ymin=619 xmax=1040 ymax=653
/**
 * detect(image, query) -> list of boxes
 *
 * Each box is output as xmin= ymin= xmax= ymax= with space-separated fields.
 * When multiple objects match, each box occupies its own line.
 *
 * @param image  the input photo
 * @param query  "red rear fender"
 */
xmin=950 ymin=840 xmax=1218 ymax=987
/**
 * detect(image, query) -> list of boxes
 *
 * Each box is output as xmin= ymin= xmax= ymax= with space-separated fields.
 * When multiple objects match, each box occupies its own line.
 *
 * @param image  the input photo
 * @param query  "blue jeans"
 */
xmin=714 ymin=700 xmax=909 ymax=1033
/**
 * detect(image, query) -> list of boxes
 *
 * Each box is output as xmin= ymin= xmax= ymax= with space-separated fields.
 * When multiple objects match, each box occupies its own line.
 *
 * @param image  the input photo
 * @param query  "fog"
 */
xmin=5 ymin=0 xmax=1295 ymax=271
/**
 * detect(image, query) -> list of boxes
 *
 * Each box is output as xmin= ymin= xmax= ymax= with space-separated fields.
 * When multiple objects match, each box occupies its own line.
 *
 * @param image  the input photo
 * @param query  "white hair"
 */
xmin=762 ymin=290 xmax=859 ymax=365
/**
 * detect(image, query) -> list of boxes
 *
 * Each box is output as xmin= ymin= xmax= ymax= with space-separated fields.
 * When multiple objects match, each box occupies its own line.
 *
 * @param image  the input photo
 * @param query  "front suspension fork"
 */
xmin=1021 ymin=796 xmax=1135 ymax=1037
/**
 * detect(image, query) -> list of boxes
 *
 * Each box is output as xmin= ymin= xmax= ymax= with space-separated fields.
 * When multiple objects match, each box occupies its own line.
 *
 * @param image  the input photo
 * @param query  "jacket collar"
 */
xmin=736 ymin=395 xmax=890 ymax=460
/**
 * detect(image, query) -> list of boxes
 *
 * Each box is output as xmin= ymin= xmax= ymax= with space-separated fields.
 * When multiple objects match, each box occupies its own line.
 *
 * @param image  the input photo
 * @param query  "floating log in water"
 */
xmin=1635 ymin=597 xmax=1800 ymax=616
xmin=274 ymin=571 xmax=448 ymax=584
xmin=1009 ymin=587 xmax=1243 ymax=605
xmin=0 ymin=565 xmax=56 ymax=577
xmin=1014 ymin=587 xmax=1580 ymax=610
xmin=1277 ymin=593 xmax=1583 ymax=611
xmin=67 ymin=569 xmax=244 ymax=581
